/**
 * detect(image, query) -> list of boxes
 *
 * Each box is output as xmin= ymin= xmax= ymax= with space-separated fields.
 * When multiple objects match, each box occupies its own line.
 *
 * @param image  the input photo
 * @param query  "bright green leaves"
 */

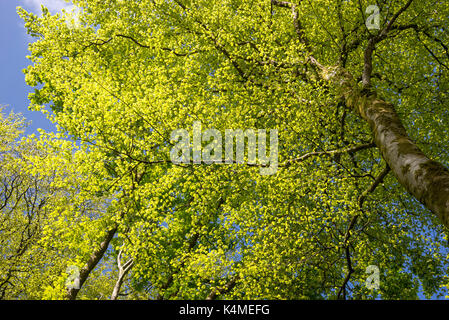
xmin=14 ymin=0 xmax=449 ymax=299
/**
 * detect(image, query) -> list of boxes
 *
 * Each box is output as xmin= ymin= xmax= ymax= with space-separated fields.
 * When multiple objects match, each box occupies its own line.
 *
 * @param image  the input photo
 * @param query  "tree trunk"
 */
xmin=110 ymin=250 xmax=133 ymax=300
xmin=328 ymin=68 xmax=449 ymax=229
xmin=66 ymin=226 xmax=117 ymax=300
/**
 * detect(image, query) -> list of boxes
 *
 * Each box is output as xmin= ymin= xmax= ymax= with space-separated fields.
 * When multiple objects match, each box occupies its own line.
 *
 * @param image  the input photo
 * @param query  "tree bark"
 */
xmin=271 ymin=0 xmax=449 ymax=228
xmin=327 ymin=67 xmax=449 ymax=229
xmin=66 ymin=226 xmax=117 ymax=300
xmin=110 ymin=250 xmax=133 ymax=300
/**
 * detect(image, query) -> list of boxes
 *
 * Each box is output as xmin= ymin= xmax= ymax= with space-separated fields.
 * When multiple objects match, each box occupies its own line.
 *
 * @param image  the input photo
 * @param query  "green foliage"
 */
xmin=3 ymin=0 xmax=449 ymax=299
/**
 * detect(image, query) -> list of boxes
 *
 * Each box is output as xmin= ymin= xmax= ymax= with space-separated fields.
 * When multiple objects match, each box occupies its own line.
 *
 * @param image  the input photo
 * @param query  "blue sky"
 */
xmin=0 ymin=0 xmax=73 ymax=134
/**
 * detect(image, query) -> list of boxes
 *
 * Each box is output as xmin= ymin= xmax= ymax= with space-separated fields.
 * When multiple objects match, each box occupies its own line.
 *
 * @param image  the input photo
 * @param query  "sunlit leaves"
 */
xmin=14 ymin=0 xmax=449 ymax=299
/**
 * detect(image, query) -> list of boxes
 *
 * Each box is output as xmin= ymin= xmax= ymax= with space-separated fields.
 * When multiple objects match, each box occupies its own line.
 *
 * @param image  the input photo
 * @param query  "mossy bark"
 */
xmin=329 ymin=68 xmax=449 ymax=229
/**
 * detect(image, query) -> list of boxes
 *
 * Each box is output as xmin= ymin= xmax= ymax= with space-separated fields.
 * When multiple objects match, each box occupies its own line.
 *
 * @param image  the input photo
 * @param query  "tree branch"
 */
xmin=66 ymin=225 xmax=118 ymax=300
xmin=358 ymin=165 xmax=391 ymax=208
xmin=282 ymin=142 xmax=375 ymax=168
xmin=110 ymin=249 xmax=134 ymax=300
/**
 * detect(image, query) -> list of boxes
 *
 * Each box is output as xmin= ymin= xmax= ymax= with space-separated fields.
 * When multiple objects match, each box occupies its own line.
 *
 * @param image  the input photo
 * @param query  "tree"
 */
xmin=0 ymin=109 xmax=68 ymax=299
xmin=0 ymin=109 xmax=40 ymax=299
xmin=0 ymin=108 xmax=121 ymax=300
xmin=16 ymin=0 xmax=449 ymax=299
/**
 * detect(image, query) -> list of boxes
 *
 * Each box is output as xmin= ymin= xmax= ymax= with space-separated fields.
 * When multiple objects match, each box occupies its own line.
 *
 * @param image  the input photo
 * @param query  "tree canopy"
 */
xmin=2 ymin=0 xmax=449 ymax=299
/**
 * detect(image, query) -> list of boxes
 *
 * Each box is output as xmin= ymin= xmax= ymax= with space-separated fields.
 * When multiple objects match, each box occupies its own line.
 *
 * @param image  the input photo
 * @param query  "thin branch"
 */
xmin=282 ymin=142 xmax=375 ymax=168
xmin=110 ymin=249 xmax=134 ymax=300
xmin=271 ymin=0 xmax=309 ymax=47
xmin=358 ymin=165 xmax=391 ymax=208
xmin=378 ymin=0 xmax=415 ymax=40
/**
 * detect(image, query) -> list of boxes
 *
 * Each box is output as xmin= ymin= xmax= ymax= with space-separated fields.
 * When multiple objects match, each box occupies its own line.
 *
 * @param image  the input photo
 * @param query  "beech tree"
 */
xmin=0 ymin=109 xmax=121 ymax=299
xmin=0 ymin=110 xmax=43 ymax=299
xmin=14 ymin=0 xmax=449 ymax=299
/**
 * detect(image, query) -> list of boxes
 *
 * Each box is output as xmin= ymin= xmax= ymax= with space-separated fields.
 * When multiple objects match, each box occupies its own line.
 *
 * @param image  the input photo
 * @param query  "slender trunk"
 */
xmin=66 ymin=226 xmax=117 ymax=300
xmin=110 ymin=273 xmax=125 ymax=300
xmin=110 ymin=267 xmax=131 ymax=300
xmin=328 ymin=68 xmax=449 ymax=229
xmin=110 ymin=250 xmax=133 ymax=300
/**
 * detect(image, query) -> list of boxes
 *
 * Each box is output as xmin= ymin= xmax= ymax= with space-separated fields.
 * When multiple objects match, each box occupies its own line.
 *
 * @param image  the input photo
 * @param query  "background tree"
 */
xmin=0 ymin=109 xmax=66 ymax=299
xmin=15 ymin=0 xmax=449 ymax=299
xmin=0 ymin=108 xmax=121 ymax=299
xmin=0 ymin=109 xmax=42 ymax=299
